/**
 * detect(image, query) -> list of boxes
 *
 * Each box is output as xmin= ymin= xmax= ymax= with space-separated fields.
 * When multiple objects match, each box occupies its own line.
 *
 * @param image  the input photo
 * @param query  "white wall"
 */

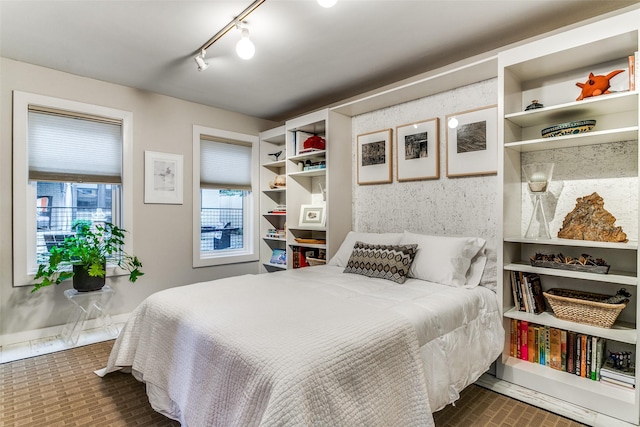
xmin=0 ymin=58 xmax=277 ymax=339
xmin=351 ymin=79 xmax=499 ymax=286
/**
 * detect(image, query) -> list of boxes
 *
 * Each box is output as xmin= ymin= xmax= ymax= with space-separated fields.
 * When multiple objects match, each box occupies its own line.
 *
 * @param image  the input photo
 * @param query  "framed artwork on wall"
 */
xmin=446 ymin=105 xmax=497 ymax=177
xmin=144 ymin=150 xmax=184 ymax=204
xmin=357 ymin=128 xmax=392 ymax=185
xmin=396 ymin=118 xmax=439 ymax=181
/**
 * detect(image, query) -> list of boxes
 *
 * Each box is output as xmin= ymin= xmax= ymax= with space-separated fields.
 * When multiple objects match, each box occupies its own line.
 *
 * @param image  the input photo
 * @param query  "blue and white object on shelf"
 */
xmin=541 ymin=119 xmax=596 ymax=138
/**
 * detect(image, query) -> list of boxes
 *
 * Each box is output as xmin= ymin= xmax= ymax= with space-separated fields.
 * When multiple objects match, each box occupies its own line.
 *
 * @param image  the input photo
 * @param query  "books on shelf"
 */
xmin=292 ymin=247 xmax=326 ymax=268
xmin=269 ymin=248 xmax=286 ymax=265
xmin=600 ymin=356 xmax=635 ymax=388
xmin=268 ymin=205 xmax=287 ymax=214
xmin=266 ymin=228 xmax=286 ymax=239
xmin=510 ymin=271 xmax=546 ymax=314
xmin=508 ymin=319 xmax=631 ymax=385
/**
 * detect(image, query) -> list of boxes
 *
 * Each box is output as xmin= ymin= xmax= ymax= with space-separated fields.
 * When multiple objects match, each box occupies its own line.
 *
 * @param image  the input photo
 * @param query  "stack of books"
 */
xmin=510 ymin=271 xmax=546 ymax=314
xmin=268 ymin=205 xmax=286 ymax=214
xmin=600 ymin=358 xmax=635 ymax=390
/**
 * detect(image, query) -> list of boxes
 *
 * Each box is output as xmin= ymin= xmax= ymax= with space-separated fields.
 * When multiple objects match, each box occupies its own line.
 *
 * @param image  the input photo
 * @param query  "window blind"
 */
xmin=200 ymin=138 xmax=252 ymax=190
xmin=28 ymin=107 xmax=123 ymax=183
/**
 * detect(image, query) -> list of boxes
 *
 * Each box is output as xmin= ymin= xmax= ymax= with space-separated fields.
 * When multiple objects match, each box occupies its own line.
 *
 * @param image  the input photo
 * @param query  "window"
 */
xmin=13 ymin=91 xmax=133 ymax=286
xmin=193 ymin=125 xmax=258 ymax=267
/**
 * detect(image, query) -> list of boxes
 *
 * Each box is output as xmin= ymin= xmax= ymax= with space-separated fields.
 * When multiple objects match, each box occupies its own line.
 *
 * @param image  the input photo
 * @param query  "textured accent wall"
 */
xmin=351 ymin=78 xmax=498 ymax=286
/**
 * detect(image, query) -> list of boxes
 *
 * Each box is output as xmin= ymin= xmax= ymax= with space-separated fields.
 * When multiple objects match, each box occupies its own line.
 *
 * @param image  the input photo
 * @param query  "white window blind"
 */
xmin=200 ymin=138 xmax=252 ymax=190
xmin=28 ymin=107 xmax=123 ymax=183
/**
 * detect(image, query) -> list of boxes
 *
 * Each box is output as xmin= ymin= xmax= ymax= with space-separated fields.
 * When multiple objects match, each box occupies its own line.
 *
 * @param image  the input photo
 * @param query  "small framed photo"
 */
xmin=299 ymin=204 xmax=326 ymax=227
xmin=144 ymin=151 xmax=184 ymax=204
xmin=357 ymin=129 xmax=392 ymax=185
xmin=396 ymin=118 xmax=439 ymax=181
xmin=446 ymin=105 xmax=497 ymax=177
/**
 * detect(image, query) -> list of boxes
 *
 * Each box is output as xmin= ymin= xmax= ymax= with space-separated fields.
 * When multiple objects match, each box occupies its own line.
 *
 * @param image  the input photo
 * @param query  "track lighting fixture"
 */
xmin=235 ymin=23 xmax=255 ymax=60
xmin=193 ymin=0 xmax=335 ymax=70
xmin=193 ymin=0 xmax=265 ymax=70
xmin=194 ymin=49 xmax=209 ymax=71
xmin=317 ymin=0 xmax=337 ymax=7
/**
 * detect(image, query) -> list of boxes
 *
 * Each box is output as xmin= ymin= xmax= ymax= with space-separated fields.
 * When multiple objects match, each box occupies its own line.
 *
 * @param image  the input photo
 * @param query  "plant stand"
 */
xmin=60 ymin=285 xmax=118 ymax=347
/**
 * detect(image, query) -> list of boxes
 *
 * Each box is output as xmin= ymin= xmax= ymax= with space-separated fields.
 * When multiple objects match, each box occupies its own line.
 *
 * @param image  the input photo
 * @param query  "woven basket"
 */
xmin=543 ymin=288 xmax=627 ymax=329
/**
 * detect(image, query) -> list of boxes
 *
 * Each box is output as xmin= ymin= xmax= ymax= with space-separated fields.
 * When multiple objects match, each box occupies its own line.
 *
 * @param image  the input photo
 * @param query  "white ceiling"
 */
xmin=1 ymin=0 xmax=637 ymax=122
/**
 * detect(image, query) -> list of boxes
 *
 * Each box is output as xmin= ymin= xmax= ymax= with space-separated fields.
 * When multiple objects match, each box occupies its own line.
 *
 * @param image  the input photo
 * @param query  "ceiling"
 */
xmin=1 ymin=0 xmax=638 ymax=122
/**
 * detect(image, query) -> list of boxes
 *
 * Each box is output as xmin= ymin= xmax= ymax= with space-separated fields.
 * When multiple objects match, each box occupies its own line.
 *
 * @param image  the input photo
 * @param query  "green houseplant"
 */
xmin=33 ymin=222 xmax=143 ymax=292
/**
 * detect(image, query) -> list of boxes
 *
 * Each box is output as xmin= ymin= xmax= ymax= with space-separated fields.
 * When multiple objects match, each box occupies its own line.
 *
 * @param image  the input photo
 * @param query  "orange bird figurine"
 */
xmin=576 ymin=69 xmax=625 ymax=101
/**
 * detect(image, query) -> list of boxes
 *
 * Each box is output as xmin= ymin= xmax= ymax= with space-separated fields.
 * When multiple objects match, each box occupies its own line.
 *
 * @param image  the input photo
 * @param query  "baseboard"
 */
xmin=477 ymin=373 xmax=637 ymax=427
xmin=0 ymin=312 xmax=130 ymax=347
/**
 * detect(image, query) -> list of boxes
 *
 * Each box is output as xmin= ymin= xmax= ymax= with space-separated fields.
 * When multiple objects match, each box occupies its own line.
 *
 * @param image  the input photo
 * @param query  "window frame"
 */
xmin=12 ymin=91 xmax=134 ymax=287
xmin=192 ymin=125 xmax=259 ymax=267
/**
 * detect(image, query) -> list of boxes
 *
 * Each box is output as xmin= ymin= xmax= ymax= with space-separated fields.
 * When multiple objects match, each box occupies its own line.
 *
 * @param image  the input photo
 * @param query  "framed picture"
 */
xmin=144 ymin=150 xmax=184 ymax=204
xmin=446 ymin=105 xmax=497 ymax=177
xmin=357 ymin=129 xmax=392 ymax=185
xmin=299 ymin=204 xmax=326 ymax=227
xmin=396 ymin=118 xmax=439 ymax=181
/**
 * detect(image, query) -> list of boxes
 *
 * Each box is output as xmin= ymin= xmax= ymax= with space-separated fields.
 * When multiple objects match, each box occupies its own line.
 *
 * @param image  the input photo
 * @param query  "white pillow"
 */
xmin=328 ymin=231 xmax=404 ymax=267
xmin=399 ymin=231 xmax=487 ymax=288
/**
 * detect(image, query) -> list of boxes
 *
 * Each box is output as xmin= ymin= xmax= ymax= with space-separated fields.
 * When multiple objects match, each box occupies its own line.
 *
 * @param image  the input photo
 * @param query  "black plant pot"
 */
xmin=72 ymin=264 xmax=106 ymax=292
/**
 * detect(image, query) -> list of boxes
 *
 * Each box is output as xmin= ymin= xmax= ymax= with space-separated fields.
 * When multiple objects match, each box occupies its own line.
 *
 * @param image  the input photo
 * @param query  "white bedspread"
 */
xmin=98 ymin=266 xmax=503 ymax=426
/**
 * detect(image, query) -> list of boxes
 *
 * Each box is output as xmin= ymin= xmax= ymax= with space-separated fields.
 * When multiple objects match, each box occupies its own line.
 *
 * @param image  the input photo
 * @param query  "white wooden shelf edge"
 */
xmin=288 ymin=169 xmax=326 ymax=178
xmin=288 ymin=150 xmax=327 ymax=161
xmin=263 ymin=262 xmax=286 ymax=270
xmin=504 ymin=307 xmax=637 ymax=344
xmin=289 ymin=243 xmax=327 ymax=249
xmin=261 ymin=160 xmax=286 ymax=168
xmin=504 ymin=236 xmax=638 ymax=250
xmin=505 ymin=91 xmax=638 ymax=127
xmin=504 ymin=262 xmax=638 ymax=286
xmin=504 ymin=127 xmax=639 ymax=152
xmin=502 ymin=357 xmax=636 ymax=404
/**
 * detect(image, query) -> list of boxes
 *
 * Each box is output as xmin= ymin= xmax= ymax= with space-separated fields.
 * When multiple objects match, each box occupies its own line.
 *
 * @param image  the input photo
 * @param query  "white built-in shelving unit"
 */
xmin=259 ymin=109 xmax=352 ymax=272
xmin=496 ymin=9 xmax=640 ymax=424
xmin=259 ymin=125 xmax=287 ymax=272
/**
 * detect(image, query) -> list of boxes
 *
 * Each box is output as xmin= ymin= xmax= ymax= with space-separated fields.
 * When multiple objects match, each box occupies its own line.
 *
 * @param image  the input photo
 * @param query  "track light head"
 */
xmin=236 ymin=25 xmax=255 ymax=60
xmin=195 ymin=49 xmax=209 ymax=71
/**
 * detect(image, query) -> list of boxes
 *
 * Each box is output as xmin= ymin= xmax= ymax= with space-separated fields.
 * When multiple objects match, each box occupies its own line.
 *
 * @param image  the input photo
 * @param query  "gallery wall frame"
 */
xmin=446 ymin=105 xmax=497 ymax=177
xmin=396 ymin=118 xmax=439 ymax=181
xmin=357 ymin=128 xmax=393 ymax=185
xmin=144 ymin=150 xmax=184 ymax=204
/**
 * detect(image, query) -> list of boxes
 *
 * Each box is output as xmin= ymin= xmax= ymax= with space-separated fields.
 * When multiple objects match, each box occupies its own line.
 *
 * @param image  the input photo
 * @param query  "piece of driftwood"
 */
xmin=557 ymin=192 xmax=627 ymax=242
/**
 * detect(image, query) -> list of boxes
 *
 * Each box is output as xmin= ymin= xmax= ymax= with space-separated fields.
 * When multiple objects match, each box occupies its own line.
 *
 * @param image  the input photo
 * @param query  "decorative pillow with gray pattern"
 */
xmin=343 ymin=241 xmax=418 ymax=284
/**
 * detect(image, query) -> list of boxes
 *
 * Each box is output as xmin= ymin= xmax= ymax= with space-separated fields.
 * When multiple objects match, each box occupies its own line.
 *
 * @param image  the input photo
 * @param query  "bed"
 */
xmin=98 ymin=231 xmax=504 ymax=426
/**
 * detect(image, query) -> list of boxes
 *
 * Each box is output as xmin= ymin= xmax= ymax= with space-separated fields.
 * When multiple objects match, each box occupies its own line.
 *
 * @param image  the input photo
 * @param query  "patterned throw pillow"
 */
xmin=343 ymin=241 xmax=418 ymax=284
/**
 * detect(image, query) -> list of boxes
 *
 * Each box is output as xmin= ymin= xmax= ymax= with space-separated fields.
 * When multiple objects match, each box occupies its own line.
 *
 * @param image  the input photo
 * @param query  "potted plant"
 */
xmin=33 ymin=222 xmax=143 ymax=292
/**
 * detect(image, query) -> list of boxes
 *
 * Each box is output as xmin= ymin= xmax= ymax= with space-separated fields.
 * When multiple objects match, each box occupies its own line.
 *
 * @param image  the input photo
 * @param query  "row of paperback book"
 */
xmin=510 ymin=271 xmax=546 ymax=314
xmin=510 ymin=319 xmax=635 ymax=388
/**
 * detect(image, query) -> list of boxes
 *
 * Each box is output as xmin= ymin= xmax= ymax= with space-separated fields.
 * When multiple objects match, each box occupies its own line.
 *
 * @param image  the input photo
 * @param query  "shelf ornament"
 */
xmin=575 ymin=69 xmax=625 ymax=101
xmin=557 ymin=192 xmax=628 ymax=242
xmin=522 ymin=163 xmax=554 ymax=239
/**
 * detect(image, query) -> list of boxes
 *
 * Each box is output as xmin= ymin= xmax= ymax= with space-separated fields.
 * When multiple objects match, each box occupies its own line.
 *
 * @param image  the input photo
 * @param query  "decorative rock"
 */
xmin=557 ymin=192 xmax=627 ymax=242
